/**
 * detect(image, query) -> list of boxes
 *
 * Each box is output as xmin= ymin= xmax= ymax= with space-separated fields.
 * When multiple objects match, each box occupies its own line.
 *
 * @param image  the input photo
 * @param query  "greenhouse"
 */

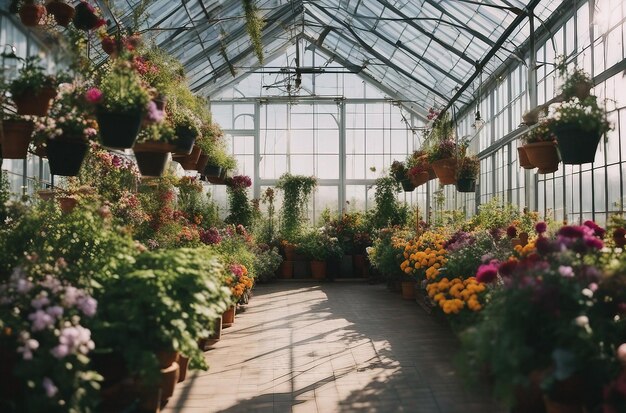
xmin=0 ymin=0 xmax=625 ymax=412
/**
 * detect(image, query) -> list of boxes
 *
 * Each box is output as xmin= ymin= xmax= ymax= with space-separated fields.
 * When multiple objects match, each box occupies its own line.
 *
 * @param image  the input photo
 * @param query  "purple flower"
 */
xmin=62 ymin=286 xmax=78 ymax=307
xmin=51 ymin=326 xmax=95 ymax=359
xmin=558 ymin=226 xmax=585 ymax=238
xmin=476 ymin=263 xmax=499 ymax=283
xmin=535 ymin=221 xmax=547 ymax=234
xmin=558 ymin=265 xmax=574 ymax=278
xmin=77 ymin=296 xmax=97 ymax=317
xmin=17 ymin=333 xmax=39 ymax=360
xmin=31 ymin=292 xmax=50 ymax=309
xmin=42 ymin=377 xmax=58 ymax=398
xmin=145 ymin=100 xmax=165 ymax=123
xmin=46 ymin=305 xmax=64 ymax=319
xmin=29 ymin=310 xmax=55 ymax=331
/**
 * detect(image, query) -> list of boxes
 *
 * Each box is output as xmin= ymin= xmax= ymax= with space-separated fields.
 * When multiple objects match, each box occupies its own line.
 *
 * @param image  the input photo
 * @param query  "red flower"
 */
xmin=498 ymin=259 xmax=517 ymax=276
xmin=535 ymin=221 xmax=547 ymax=234
xmin=476 ymin=263 xmax=498 ymax=283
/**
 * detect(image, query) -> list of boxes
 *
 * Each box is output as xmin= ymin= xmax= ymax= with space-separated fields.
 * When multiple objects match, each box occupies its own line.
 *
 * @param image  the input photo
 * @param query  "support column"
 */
xmin=253 ymin=101 xmax=261 ymax=200
xmin=338 ymin=99 xmax=346 ymax=214
xmin=526 ymin=11 xmax=538 ymax=211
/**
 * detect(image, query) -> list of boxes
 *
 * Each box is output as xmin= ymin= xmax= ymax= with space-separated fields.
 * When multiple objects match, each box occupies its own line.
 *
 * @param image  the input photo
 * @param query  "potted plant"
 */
xmin=298 ymin=228 xmax=342 ymax=280
xmin=72 ymin=0 xmax=105 ymax=31
xmin=277 ymin=173 xmax=317 ymax=244
xmin=547 ymin=97 xmax=611 ymax=165
xmin=428 ymin=138 xmax=458 ymax=185
xmin=559 ymin=65 xmax=594 ymax=101
xmin=225 ymin=175 xmax=253 ymax=228
xmin=522 ymin=119 xmax=560 ymax=174
xmin=170 ymin=106 xmax=201 ymax=155
xmin=86 ymin=60 xmax=150 ymax=149
xmin=8 ymin=56 xmax=57 ymax=117
xmin=0 ymin=114 xmax=34 ymax=159
xmin=46 ymin=0 xmax=75 ymax=27
xmin=133 ymin=121 xmax=176 ymax=177
xmin=517 ymin=143 xmax=534 ymax=169
xmin=390 ymin=160 xmax=414 ymax=192
xmin=406 ymin=150 xmax=434 ymax=186
xmin=456 ymin=154 xmax=479 ymax=193
xmin=18 ymin=0 xmax=46 ymax=26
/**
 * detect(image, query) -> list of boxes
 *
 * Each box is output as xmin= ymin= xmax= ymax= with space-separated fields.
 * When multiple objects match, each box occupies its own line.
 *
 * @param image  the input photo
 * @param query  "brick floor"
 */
xmin=162 ymin=281 xmax=505 ymax=413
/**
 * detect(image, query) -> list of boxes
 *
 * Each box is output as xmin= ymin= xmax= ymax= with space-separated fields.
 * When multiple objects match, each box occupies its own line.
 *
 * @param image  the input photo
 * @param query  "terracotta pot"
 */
xmin=280 ymin=261 xmax=293 ymax=279
xmin=222 ymin=306 xmax=235 ymax=327
xmin=310 ymin=260 xmax=327 ymax=280
xmin=511 ymin=238 xmax=522 ymax=248
xmin=156 ymin=351 xmax=179 ymax=370
xmin=97 ymin=110 xmax=144 ymax=149
xmin=427 ymin=167 xmax=437 ymax=181
xmin=205 ymin=174 xmax=225 ymax=185
xmin=173 ymin=145 xmax=202 ymax=170
xmin=518 ymin=146 xmax=534 ymax=169
xmin=133 ymin=141 xmax=174 ymax=177
xmin=553 ymin=124 xmax=602 ymax=165
xmin=46 ymin=0 xmax=75 ymax=27
xmin=523 ymin=141 xmax=560 ymax=174
xmin=283 ymin=244 xmax=296 ymax=261
xmin=57 ymin=196 xmax=77 ymax=213
xmin=196 ymin=153 xmax=209 ymax=172
xmin=177 ymin=355 xmax=189 ymax=382
xmin=456 ymin=178 xmax=476 ymax=193
xmin=37 ymin=189 xmax=55 ymax=201
xmin=46 ymin=137 xmax=88 ymax=176
xmin=73 ymin=1 xmax=104 ymax=31
xmin=91 ymin=352 xmax=127 ymax=386
xmin=409 ymin=171 xmax=430 ymax=187
xmin=13 ymin=87 xmax=57 ymax=117
xmin=19 ymin=3 xmax=46 ymax=26
xmin=352 ymin=254 xmax=368 ymax=277
xmin=431 ymin=158 xmax=458 ymax=185
xmin=160 ymin=361 xmax=179 ymax=402
xmin=32 ymin=144 xmax=47 ymax=158
xmin=1 ymin=119 xmax=34 ymax=159
xmin=401 ymin=281 xmax=416 ymax=300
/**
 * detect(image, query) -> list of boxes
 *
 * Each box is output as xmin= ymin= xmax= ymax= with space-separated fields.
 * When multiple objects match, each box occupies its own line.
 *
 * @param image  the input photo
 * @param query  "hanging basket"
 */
xmin=46 ymin=0 xmax=75 ymax=27
xmin=523 ymin=141 xmax=560 ymax=174
xmin=518 ymin=146 xmax=534 ymax=169
xmin=1 ymin=119 xmax=34 ymax=159
xmin=46 ymin=137 xmax=89 ymax=176
xmin=204 ymin=164 xmax=223 ymax=178
xmin=431 ymin=158 xmax=458 ymax=185
xmin=409 ymin=171 xmax=430 ymax=187
xmin=552 ymin=124 xmax=602 ymax=165
xmin=400 ymin=178 xmax=415 ymax=192
xmin=97 ymin=110 xmax=144 ymax=149
xmin=172 ymin=145 xmax=201 ymax=170
xmin=13 ymin=87 xmax=57 ymax=117
xmin=456 ymin=178 xmax=476 ymax=193
xmin=173 ymin=133 xmax=196 ymax=155
xmin=19 ymin=4 xmax=46 ymax=26
xmin=133 ymin=141 xmax=174 ymax=177
xmin=196 ymin=153 xmax=209 ymax=172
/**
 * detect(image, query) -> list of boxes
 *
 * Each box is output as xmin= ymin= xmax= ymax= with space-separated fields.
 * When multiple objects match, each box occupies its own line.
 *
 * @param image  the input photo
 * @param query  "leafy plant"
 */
xmin=297 ymin=228 xmax=342 ymax=261
xmin=276 ymin=173 xmax=317 ymax=242
xmin=547 ymin=97 xmax=611 ymax=137
xmin=252 ymin=245 xmax=282 ymax=282
xmin=371 ymin=176 xmax=408 ymax=229
xmin=225 ymin=175 xmax=253 ymax=228
xmin=456 ymin=155 xmax=480 ymax=180
xmin=87 ymin=60 xmax=150 ymax=114
xmin=242 ymin=0 xmax=264 ymax=64
xmin=8 ymin=56 xmax=56 ymax=98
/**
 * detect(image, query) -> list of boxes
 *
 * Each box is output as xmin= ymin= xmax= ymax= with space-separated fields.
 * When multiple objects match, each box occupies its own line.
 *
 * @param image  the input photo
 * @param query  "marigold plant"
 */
xmin=401 ymin=231 xmax=447 ymax=280
xmin=426 ymin=276 xmax=486 ymax=314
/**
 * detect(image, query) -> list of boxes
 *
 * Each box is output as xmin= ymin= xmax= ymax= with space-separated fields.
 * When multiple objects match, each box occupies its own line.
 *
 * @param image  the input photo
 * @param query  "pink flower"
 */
xmin=535 ymin=221 xmax=547 ymax=234
xmin=476 ymin=263 xmax=498 ymax=283
xmin=42 ymin=377 xmax=58 ymax=398
xmin=85 ymin=87 xmax=103 ymax=104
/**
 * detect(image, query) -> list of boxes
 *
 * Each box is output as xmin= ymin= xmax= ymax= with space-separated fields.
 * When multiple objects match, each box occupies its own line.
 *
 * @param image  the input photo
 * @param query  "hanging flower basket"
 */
xmin=46 ymin=0 xmax=75 ymax=27
xmin=172 ymin=145 xmax=201 ymax=170
xmin=32 ymin=144 xmax=47 ymax=158
xmin=310 ymin=261 xmax=327 ymax=280
xmin=173 ymin=133 xmax=196 ymax=155
xmin=196 ymin=153 xmax=209 ymax=172
xmin=431 ymin=158 xmax=458 ymax=185
xmin=409 ymin=171 xmax=430 ymax=187
xmin=203 ymin=164 xmax=223 ymax=178
xmin=552 ymin=124 xmax=602 ymax=165
xmin=97 ymin=110 xmax=144 ymax=149
xmin=19 ymin=3 xmax=46 ymax=26
xmin=73 ymin=1 xmax=105 ymax=31
xmin=523 ymin=141 xmax=560 ymax=174
xmin=46 ymin=137 xmax=89 ymax=176
xmin=400 ymin=178 xmax=415 ymax=192
xmin=57 ymin=196 xmax=78 ymax=213
xmin=518 ymin=146 xmax=534 ymax=169
xmin=133 ymin=141 xmax=174 ymax=177
xmin=456 ymin=178 xmax=476 ymax=193
xmin=13 ymin=87 xmax=57 ymax=117
xmin=1 ymin=119 xmax=34 ymax=159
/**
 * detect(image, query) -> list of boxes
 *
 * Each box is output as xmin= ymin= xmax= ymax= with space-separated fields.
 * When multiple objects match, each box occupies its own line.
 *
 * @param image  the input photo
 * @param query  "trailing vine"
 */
xmin=242 ymin=0 xmax=264 ymax=64
xmin=372 ymin=176 xmax=408 ymax=228
xmin=276 ymin=173 xmax=317 ymax=242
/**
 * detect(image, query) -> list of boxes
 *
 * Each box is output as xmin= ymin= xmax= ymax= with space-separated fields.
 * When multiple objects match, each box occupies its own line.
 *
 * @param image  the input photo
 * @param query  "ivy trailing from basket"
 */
xmin=276 ymin=173 xmax=317 ymax=242
xmin=242 ymin=0 xmax=264 ymax=64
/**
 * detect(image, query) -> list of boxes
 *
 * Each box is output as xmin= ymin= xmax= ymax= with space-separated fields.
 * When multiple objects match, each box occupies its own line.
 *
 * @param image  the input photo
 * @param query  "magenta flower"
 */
xmin=85 ymin=87 xmax=103 ymax=104
xmin=535 ymin=221 xmax=547 ymax=234
xmin=145 ymin=100 xmax=165 ymax=123
xmin=498 ymin=260 xmax=517 ymax=276
xmin=476 ymin=263 xmax=498 ymax=283
xmin=228 ymin=175 xmax=252 ymax=189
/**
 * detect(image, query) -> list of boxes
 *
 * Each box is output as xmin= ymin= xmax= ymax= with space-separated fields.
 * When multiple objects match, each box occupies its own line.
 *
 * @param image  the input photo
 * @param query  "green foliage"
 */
xmin=252 ymin=246 xmax=282 ymax=282
xmin=276 ymin=174 xmax=317 ymax=241
xmin=242 ymin=0 xmax=265 ymax=64
xmin=469 ymin=197 xmax=520 ymax=232
xmin=371 ymin=176 xmax=408 ymax=229
xmin=254 ymin=188 xmax=277 ymax=245
xmin=296 ymin=228 xmax=342 ymax=261
xmin=368 ymin=226 xmax=413 ymax=278
xmin=226 ymin=186 xmax=252 ymax=228
xmin=0 ymin=170 xmax=9 ymax=224
xmin=97 ymin=60 xmax=150 ymax=113
xmin=8 ymin=56 xmax=56 ymax=97
xmin=138 ymin=44 xmax=185 ymax=92
xmin=209 ymin=228 xmax=256 ymax=278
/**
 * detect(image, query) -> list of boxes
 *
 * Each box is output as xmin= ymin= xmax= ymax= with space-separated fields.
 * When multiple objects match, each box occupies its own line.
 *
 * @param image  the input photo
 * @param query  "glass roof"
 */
xmin=95 ymin=0 xmax=564 ymax=114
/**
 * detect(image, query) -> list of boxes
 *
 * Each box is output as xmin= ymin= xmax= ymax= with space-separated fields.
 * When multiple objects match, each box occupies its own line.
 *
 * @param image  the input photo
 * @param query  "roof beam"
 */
xmin=420 ymin=0 xmax=496 ymax=47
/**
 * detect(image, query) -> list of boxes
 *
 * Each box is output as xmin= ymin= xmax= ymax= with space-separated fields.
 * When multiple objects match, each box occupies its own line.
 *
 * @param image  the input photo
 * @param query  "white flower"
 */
xmin=575 ymin=315 xmax=589 ymax=327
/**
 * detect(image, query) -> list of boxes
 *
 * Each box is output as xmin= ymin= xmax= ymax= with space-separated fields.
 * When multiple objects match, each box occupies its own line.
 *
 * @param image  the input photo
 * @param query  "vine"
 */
xmin=242 ymin=0 xmax=264 ymax=64
xmin=276 ymin=173 xmax=317 ymax=242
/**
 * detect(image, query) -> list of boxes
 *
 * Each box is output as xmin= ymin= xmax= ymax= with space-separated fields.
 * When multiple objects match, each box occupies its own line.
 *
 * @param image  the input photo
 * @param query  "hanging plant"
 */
xmin=276 ymin=173 xmax=317 ymax=242
xmin=242 ymin=0 xmax=264 ymax=64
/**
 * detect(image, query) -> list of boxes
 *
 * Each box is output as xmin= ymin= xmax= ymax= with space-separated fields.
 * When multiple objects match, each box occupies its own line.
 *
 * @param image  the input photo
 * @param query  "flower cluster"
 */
xmin=523 ymin=119 xmax=556 ymax=144
xmin=428 ymin=139 xmax=457 ymax=162
xmin=199 ymin=227 xmax=222 ymax=245
xmin=226 ymin=264 xmax=253 ymax=299
xmin=547 ymin=96 xmax=611 ymax=136
xmin=227 ymin=175 xmax=252 ymax=190
xmin=426 ymin=277 xmax=486 ymax=314
xmin=401 ymin=231 xmax=447 ymax=280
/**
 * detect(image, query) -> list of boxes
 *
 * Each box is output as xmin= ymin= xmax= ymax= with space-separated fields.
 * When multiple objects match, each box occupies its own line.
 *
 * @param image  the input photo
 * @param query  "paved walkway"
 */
xmin=163 ymin=282 xmax=505 ymax=413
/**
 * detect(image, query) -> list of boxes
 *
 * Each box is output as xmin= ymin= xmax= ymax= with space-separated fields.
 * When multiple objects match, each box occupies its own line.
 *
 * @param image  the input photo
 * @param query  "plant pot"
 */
xmin=206 ymin=316 xmax=222 ymax=345
xmin=203 ymin=164 xmax=222 ymax=178
xmin=196 ymin=153 xmax=209 ymax=172
xmin=456 ymin=178 xmax=476 ymax=193
xmin=431 ymin=158 xmax=458 ymax=185
xmin=91 ymin=352 xmax=127 ymax=386
xmin=523 ymin=141 xmax=560 ymax=174
xmin=1 ymin=119 xmax=34 ymax=159
xmin=46 ymin=137 xmax=88 ymax=176
xmin=518 ymin=146 xmax=534 ymax=169
xmin=0 ymin=344 xmax=19 ymax=400
xmin=310 ymin=260 xmax=327 ymax=280
xmin=409 ymin=171 xmax=430 ymax=187
xmin=283 ymin=244 xmax=296 ymax=261
xmin=156 ymin=351 xmax=179 ymax=370
xmin=46 ymin=0 xmax=75 ymax=26
xmin=32 ymin=144 xmax=47 ymax=158
xmin=511 ymin=238 xmax=522 ymax=248
xmin=173 ymin=145 xmax=201 ymax=170
xmin=173 ymin=134 xmax=196 ymax=155
xmin=400 ymin=178 xmax=415 ymax=192
xmin=512 ymin=369 xmax=547 ymax=413
xmin=97 ymin=110 xmax=144 ymax=149
xmin=13 ymin=87 xmax=57 ymax=117
xmin=160 ymin=361 xmax=179 ymax=402
xmin=553 ymin=124 xmax=602 ymax=165
xmin=57 ymin=196 xmax=77 ymax=213
xmin=37 ymin=189 xmax=55 ymax=201
xmin=19 ymin=3 xmax=46 ymax=26
xmin=177 ymin=355 xmax=189 ymax=382
xmin=73 ymin=1 xmax=104 ymax=31
xmin=427 ymin=167 xmax=437 ymax=181
xmin=280 ymin=261 xmax=294 ymax=279
xmin=133 ymin=141 xmax=174 ymax=177
xmin=222 ymin=306 xmax=235 ymax=327
xmin=205 ymin=175 xmax=226 ymax=185
xmin=352 ymin=254 xmax=368 ymax=277
xmin=401 ymin=281 xmax=416 ymax=300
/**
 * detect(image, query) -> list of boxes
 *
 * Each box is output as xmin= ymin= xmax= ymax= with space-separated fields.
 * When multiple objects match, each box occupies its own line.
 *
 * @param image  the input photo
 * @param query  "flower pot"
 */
xmin=46 ymin=137 xmax=88 ymax=176
xmin=512 ymin=369 xmax=547 ymax=413
xmin=160 ymin=361 xmax=179 ymax=402
xmin=401 ymin=281 xmax=416 ymax=300
xmin=427 ymin=167 xmax=437 ymax=181
xmin=173 ymin=145 xmax=201 ymax=170
xmin=1 ymin=119 xmax=34 ymax=159
xmin=280 ymin=261 xmax=294 ymax=279
xmin=46 ymin=0 xmax=75 ymax=27
xmin=57 ymin=196 xmax=78 ymax=213
xmin=283 ymin=244 xmax=296 ymax=261
xmin=73 ymin=1 xmax=104 ymax=31
xmin=155 ymin=351 xmax=179 ymax=370
xmin=518 ymin=146 xmax=534 ymax=169
xmin=37 ymin=189 xmax=55 ymax=201
xmin=400 ymin=178 xmax=415 ymax=192
xmin=352 ymin=254 xmax=368 ymax=277
xmin=456 ymin=178 xmax=476 ymax=193
xmin=203 ymin=164 xmax=222 ymax=178
xmin=409 ymin=171 xmax=430 ymax=187
xmin=97 ymin=110 xmax=144 ymax=149
xmin=205 ymin=174 xmax=226 ymax=185
xmin=310 ymin=260 xmax=327 ymax=280
xmin=133 ymin=141 xmax=174 ymax=177
xmin=91 ymin=352 xmax=127 ymax=386
xmin=523 ymin=141 xmax=560 ymax=174
xmin=511 ymin=238 xmax=522 ymax=248
xmin=196 ymin=153 xmax=209 ymax=172
xmin=431 ymin=158 xmax=458 ymax=185
xmin=19 ymin=3 xmax=46 ymax=26
xmin=222 ymin=306 xmax=235 ymax=327
xmin=13 ymin=87 xmax=57 ymax=117
xmin=177 ymin=355 xmax=189 ymax=382
xmin=173 ymin=134 xmax=196 ymax=155
xmin=553 ymin=124 xmax=602 ymax=165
